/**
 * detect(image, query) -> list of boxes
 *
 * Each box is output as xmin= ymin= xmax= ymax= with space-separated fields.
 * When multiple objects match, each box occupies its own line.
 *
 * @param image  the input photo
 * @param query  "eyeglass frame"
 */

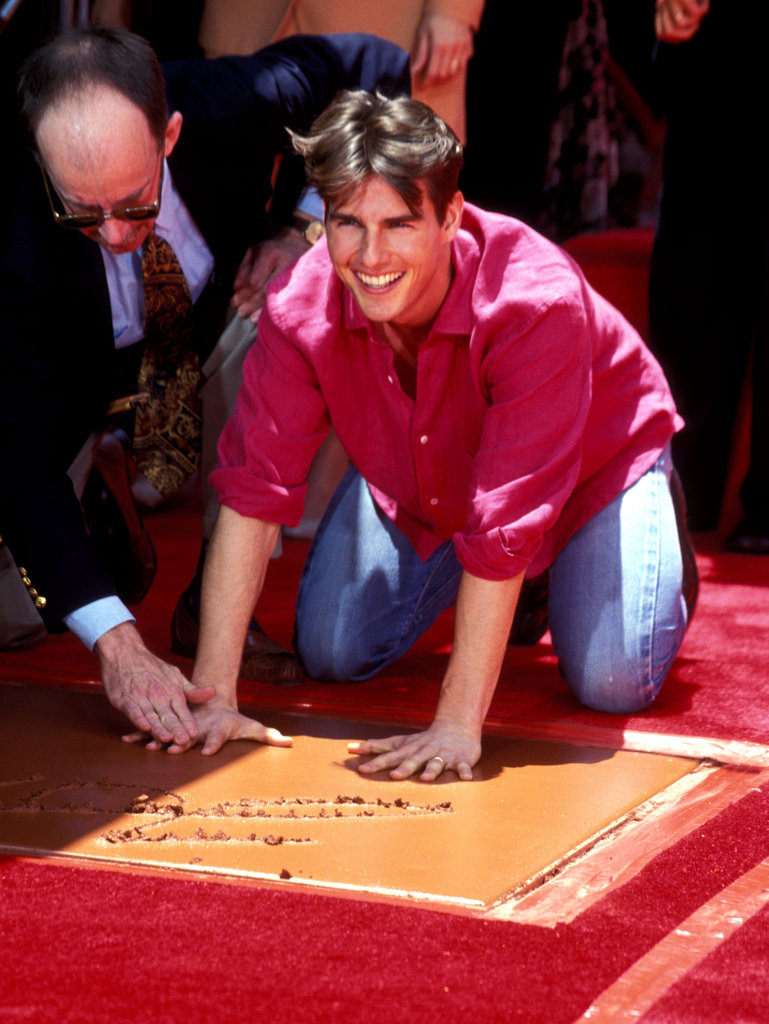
xmin=39 ymin=148 xmax=165 ymax=229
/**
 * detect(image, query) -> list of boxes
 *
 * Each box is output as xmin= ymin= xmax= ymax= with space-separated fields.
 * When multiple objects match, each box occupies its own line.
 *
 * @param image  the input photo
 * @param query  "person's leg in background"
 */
xmin=649 ymin=0 xmax=766 ymax=536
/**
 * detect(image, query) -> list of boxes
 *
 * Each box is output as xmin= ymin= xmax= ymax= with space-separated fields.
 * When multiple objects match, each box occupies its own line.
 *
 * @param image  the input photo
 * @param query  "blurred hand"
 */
xmin=655 ymin=0 xmax=709 ymax=43
xmin=411 ymin=13 xmax=474 ymax=87
xmin=231 ymin=227 xmax=310 ymax=321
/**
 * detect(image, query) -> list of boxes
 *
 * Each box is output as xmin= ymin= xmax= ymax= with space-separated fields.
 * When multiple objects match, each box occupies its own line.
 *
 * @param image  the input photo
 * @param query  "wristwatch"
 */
xmin=302 ymin=219 xmax=325 ymax=246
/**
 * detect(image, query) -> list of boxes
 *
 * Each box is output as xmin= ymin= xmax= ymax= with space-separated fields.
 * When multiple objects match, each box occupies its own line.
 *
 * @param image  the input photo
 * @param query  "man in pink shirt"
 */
xmin=151 ymin=91 xmax=696 ymax=779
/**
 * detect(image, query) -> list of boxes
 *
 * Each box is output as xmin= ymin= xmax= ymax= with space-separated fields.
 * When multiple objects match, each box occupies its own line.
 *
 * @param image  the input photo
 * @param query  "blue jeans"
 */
xmin=294 ymin=446 xmax=688 ymax=714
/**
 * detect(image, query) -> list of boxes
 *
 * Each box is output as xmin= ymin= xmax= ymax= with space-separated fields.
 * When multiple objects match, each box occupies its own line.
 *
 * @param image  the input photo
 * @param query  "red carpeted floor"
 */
xmin=3 ymin=768 xmax=769 ymax=1023
xmin=2 ymin=491 xmax=769 ymax=1022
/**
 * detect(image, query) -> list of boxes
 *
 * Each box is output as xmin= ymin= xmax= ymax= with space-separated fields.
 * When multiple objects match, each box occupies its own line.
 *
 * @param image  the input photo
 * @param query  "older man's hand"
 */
xmin=231 ymin=227 xmax=311 ymax=322
xmin=95 ymin=622 xmax=215 ymax=746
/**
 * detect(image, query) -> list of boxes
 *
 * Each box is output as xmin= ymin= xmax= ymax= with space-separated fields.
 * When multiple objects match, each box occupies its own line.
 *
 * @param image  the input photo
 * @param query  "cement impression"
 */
xmin=0 ymin=683 xmax=697 ymax=907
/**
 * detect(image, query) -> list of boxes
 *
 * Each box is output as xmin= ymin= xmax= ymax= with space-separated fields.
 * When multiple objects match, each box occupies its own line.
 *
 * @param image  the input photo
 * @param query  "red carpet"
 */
xmin=3 ymin=770 xmax=769 ymax=1023
xmin=639 ymin=901 xmax=769 ymax=1024
xmin=2 ymin=491 xmax=769 ymax=1021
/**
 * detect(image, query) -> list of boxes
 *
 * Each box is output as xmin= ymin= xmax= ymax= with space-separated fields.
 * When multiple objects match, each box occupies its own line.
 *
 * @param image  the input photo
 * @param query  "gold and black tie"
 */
xmin=133 ymin=230 xmax=202 ymax=497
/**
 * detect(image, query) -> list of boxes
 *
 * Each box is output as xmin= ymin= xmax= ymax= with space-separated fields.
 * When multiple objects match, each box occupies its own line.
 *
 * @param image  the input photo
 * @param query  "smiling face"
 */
xmin=325 ymin=175 xmax=463 ymax=333
xmin=35 ymin=85 xmax=181 ymax=255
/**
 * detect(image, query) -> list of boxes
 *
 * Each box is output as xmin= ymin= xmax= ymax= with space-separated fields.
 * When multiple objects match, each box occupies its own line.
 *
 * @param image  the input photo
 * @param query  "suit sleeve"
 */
xmin=0 ymin=150 xmax=117 ymax=631
xmin=225 ymin=31 xmax=412 ymax=119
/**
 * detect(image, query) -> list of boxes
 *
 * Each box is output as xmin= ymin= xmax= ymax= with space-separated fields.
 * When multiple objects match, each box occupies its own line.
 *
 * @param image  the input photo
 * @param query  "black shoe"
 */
xmin=670 ymin=469 xmax=699 ymax=624
xmin=724 ymin=520 xmax=769 ymax=555
xmin=171 ymin=542 xmax=304 ymax=684
xmin=508 ymin=570 xmax=550 ymax=646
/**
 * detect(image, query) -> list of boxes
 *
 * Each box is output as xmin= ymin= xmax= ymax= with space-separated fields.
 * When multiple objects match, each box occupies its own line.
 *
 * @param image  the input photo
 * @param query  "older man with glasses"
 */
xmin=0 ymin=26 xmax=408 ymax=747
xmin=39 ymin=148 xmax=165 ymax=236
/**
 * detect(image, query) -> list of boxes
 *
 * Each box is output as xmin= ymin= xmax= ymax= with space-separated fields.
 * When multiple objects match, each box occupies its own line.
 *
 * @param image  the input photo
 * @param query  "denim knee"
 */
xmin=548 ymin=444 xmax=686 ymax=715
xmin=559 ymin=649 xmax=661 ymax=714
xmin=295 ymin=611 xmax=389 ymax=682
xmin=556 ymin=611 xmax=685 ymax=713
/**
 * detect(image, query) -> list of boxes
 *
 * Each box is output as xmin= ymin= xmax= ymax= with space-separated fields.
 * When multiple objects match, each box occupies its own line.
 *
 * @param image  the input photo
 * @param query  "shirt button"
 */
xmin=420 ymin=435 xmax=428 ymax=445
xmin=430 ymin=497 xmax=439 ymax=506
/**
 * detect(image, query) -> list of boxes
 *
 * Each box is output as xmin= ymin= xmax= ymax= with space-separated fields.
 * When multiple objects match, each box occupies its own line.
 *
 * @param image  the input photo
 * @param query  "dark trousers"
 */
xmin=648 ymin=2 xmax=769 ymax=530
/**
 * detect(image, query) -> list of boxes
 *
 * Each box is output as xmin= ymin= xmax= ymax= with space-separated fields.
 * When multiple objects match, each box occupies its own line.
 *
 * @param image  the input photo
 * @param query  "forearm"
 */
xmin=434 ymin=569 xmax=524 ymax=732
xmin=190 ymin=505 xmax=280 ymax=705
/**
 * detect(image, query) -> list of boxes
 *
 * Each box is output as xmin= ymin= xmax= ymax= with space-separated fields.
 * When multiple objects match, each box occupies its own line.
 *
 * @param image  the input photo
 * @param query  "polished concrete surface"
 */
xmin=0 ymin=683 xmax=697 ymax=907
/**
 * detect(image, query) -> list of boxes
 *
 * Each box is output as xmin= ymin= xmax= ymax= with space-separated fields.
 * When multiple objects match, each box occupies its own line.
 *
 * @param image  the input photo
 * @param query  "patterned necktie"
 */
xmin=133 ymin=231 xmax=202 ymax=498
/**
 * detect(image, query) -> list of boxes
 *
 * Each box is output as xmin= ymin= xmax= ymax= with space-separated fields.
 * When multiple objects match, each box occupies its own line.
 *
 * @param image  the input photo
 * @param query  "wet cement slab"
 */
xmin=0 ymin=683 xmax=697 ymax=907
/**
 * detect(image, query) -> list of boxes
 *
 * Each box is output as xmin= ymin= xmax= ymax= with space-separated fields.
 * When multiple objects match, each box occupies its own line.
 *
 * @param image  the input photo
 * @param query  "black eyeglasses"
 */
xmin=40 ymin=151 xmax=164 ymax=229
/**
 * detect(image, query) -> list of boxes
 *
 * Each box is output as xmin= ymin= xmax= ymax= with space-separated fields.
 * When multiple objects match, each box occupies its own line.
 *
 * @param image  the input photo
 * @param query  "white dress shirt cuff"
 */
xmin=63 ymin=597 xmax=135 ymax=651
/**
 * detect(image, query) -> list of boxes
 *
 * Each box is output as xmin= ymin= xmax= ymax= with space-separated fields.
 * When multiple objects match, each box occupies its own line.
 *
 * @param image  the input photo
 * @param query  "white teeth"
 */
xmin=356 ymin=271 xmax=403 ymax=288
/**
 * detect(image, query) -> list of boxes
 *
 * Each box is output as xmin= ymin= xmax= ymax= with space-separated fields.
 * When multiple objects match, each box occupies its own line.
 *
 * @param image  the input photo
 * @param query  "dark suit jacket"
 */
xmin=0 ymin=33 xmax=409 ymax=629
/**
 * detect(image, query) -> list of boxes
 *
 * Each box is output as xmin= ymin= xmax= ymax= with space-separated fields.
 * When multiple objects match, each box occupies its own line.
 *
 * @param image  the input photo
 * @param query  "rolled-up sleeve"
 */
xmin=212 ymin=301 xmax=330 ymax=526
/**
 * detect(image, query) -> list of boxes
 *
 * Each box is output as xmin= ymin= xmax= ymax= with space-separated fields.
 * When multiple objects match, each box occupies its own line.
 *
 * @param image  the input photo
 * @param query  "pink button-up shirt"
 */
xmin=214 ymin=204 xmax=681 ymax=580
